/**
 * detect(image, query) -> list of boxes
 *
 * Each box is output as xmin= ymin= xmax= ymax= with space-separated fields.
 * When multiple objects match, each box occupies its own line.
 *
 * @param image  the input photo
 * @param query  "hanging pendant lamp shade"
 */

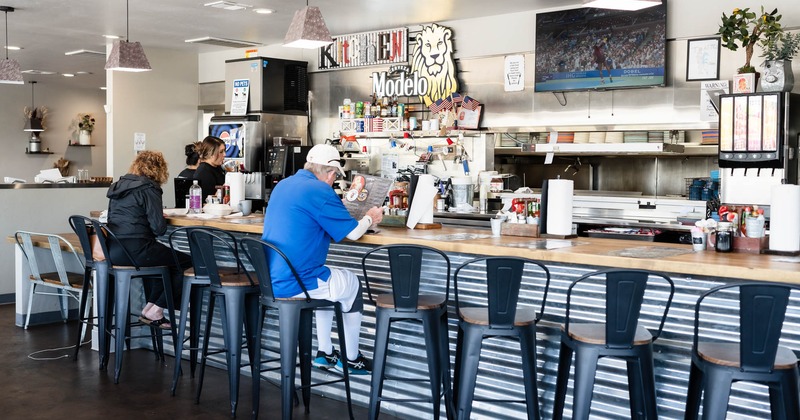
xmin=283 ymin=6 xmax=333 ymax=49
xmin=105 ymin=40 xmax=151 ymax=71
xmin=105 ymin=0 xmax=151 ymax=72
xmin=0 ymin=6 xmax=23 ymax=84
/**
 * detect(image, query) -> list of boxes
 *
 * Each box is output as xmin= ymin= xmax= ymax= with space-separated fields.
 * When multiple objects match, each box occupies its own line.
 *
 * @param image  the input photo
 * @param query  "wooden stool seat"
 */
xmin=562 ymin=323 xmax=653 ymax=346
xmin=183 ymin=266 xmax=239 ymax=278
xmin=375 ymin=293 xmax=444 ymax=310
xmin=33 ymin=272 xmax=86 ymax=288
xmin=219 ymin=273 xmax=259 ymax=287
xmin=698 ymin=342 xmax=799 ymax=369
xmin=459 ymin=307 xmax=537 ymax=326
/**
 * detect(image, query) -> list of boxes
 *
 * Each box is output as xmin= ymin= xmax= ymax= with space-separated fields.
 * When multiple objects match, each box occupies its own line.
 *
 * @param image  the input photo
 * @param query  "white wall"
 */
xmin=0 ymin=83 xmax=106 ymax=181
xmin=107 ymin=46 xmax=200 ymax=206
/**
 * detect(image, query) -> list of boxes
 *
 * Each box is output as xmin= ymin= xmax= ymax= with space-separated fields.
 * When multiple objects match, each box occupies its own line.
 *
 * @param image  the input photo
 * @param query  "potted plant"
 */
xmin=759 ymin=32 xmax=799 ymax=92
xmin=717 ymin=7 xmax=784 ymax=74
xmin=77 ymin=113 xmax=95 ymax=145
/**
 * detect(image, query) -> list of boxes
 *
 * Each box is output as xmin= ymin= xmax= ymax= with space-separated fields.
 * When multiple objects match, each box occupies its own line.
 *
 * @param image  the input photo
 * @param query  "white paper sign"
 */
xmin=700 ymin=80 xmax=729 ymax=121
xmin=544 ymin=131 xmax=558 ymax=165
xmin=504 ymin=55 xmax=524 ymax=92
xmin=134 ymin=132 xmax=146 ymax=151
xmin=230 ymin=79 xmax=250 ymax=116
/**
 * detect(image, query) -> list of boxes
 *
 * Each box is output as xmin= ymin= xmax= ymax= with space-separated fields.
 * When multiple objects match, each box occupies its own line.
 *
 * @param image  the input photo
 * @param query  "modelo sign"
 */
xmin=372 ymin=67 xmax=428 ymax=97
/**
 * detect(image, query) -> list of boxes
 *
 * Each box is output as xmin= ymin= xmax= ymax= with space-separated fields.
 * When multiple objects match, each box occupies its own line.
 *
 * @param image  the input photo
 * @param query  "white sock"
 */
xmin=315 ymin=310 xmax=334 ymax=355
xmin=342 ymin=311 xmax=362 ymax=361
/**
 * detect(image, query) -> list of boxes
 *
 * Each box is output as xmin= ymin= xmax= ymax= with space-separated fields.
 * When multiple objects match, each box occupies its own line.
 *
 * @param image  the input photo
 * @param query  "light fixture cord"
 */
xmin=30 ymin=82 xmax=35 ymax=108
xmin=126 ymin=0 xmax=129 ymax=40
xmin=4 ymin=10 xmax=8 ymax=60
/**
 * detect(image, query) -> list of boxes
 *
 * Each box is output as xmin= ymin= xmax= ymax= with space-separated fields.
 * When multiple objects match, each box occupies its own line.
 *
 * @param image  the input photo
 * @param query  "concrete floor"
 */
xmin=0 ymin=304 xmax=395 ymax=419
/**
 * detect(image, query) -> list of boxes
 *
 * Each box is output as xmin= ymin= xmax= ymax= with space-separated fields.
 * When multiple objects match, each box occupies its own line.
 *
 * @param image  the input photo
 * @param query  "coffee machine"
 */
xmin=263 ymin=145 xmax=313 ymax=204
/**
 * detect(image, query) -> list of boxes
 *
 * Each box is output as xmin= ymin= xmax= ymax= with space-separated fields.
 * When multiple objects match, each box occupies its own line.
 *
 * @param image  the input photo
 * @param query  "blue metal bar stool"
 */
xmin=452 ymin=256 xmax=551 ymax=420
xmin=361 ymin=244 xmax=454 ymax=420
xmin=90 ymin=220 xmax=177 ymax=384
xmin=553 ymin=269 xmax=674 ymax=420
xmin=685 ymin=282 xmax=800 ymax=420
xmin=68 ymin=215 xmax=104 ymax=365
xmin=240 ymin=237 xmax=354 ymax=420
xmin=189 ymin=229 xmax=261 ymax=419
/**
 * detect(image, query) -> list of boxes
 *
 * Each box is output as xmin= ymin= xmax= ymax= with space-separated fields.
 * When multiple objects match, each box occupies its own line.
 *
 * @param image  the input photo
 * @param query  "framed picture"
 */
xmin=457 ymin=106 xmax=483 ymax=130
xmin=686 ymin=38 xmax=720 ymax=81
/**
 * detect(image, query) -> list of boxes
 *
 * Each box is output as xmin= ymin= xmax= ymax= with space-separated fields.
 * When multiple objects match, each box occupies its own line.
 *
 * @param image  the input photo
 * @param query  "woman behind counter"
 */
xmin=106 ymin=151 xmax=192 ymax=327
xmin=193 ymin=135 xmax=226 ymax=202
xmin=177 ymin=142 xmax=200 ymax=178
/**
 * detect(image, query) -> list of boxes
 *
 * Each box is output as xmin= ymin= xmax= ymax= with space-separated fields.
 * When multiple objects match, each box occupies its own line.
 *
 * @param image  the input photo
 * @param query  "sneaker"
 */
xmin=312 ymin=349 xmax=340 ymax=370
xmin=335 ymin=353 xmax=372 ymax=375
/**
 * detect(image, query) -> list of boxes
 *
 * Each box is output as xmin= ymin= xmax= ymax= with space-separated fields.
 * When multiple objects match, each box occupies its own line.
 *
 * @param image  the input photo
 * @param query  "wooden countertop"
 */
xmin=164 ymin=215 xmax=800 ymax=284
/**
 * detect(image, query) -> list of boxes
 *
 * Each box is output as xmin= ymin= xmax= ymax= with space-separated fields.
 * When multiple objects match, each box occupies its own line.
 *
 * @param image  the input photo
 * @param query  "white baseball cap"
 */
xmin=306 ymin=144 xmax=345 ymax=177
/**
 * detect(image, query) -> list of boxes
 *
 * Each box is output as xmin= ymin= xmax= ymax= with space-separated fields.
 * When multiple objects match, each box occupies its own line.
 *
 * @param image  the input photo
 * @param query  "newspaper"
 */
xmin=343 ymin=174 xmax=393 ymax=220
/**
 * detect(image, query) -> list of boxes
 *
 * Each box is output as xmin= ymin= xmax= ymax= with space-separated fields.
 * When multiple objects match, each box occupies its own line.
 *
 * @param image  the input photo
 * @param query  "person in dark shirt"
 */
xmin=192 ymin=136 xmax=226 ymax=202
xmin=592 ymin=38 xmax=613 ymax=84
xmin=177 ymin=142 xmax=200 ymax=178
xmin=106 ymin=151 xmax=192 ymax=327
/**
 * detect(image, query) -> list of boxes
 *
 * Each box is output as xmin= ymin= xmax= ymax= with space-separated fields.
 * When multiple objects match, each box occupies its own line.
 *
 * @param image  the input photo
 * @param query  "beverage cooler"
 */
xmin=718 ymin=92 xmax=800 ymax=205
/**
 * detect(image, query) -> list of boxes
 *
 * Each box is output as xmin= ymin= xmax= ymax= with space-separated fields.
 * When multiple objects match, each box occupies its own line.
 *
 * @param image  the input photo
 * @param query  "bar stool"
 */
xmin=240 ymin=237 xmax=354 ymax=420
xmin=452 ymin=256 xmax=551 ymax=420
xmin=553 ymin=269 xmax=674 ymax=420
xmin=685 ymin=282 xmax=800 ymax=420
xmin=189 ymin=229 xmax=261 ymax=419
xmin=361 ymin=245 xmax=454 ymax=420
xmin=91 ymin=220 xmax=177 ymax=383
xmin=68 ymin=215 xmax=104 ymax=365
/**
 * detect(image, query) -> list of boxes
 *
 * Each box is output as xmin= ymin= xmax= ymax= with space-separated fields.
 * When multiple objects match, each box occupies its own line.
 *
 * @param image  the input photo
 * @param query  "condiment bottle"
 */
xmin=223 ymin=185 xmax=231 ymax=205
xmin=715 ymin=222 xmax=734 ymax=253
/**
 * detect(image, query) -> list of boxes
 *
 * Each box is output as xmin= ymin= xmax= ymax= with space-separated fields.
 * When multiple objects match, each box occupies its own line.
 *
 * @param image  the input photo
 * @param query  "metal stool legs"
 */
xmin=171 ymin=275 xmax=209 ymax=395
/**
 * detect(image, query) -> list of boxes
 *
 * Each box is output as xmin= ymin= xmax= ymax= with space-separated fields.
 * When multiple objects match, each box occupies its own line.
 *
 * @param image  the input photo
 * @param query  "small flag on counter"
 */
xmin=462 ymin=96 xmax=481 ymax=111
xmin=442 ymin=96 xmax=454 ymax=110
xmin=429 ymin=99 xmax=446 ymax=114
xmin=450 ymin=93 xmax=463 ymax=104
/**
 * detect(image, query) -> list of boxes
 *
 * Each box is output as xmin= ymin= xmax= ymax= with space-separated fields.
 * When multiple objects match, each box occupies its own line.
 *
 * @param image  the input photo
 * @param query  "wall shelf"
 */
xmin=494 ymin=143 xmax=717 ymax=157
xmin=67 ymin=142 xmax=95 ymax=147
xmin=25 ymin=150 xmax=53 ymax=155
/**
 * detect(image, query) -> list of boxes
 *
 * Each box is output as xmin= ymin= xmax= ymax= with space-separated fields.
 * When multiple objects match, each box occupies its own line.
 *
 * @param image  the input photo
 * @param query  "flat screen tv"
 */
xmin=534 ymin=3 xmax=667 ymax=92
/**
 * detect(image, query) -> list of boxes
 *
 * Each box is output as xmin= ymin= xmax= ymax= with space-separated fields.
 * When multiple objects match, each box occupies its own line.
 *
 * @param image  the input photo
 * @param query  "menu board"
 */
xmin=732 ymin=96 xmax=747 ymax=151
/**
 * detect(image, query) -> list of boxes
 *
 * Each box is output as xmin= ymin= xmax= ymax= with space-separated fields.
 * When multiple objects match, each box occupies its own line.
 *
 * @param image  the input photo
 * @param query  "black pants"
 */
xmin=109 ymin=238 xmax=192 ymax=309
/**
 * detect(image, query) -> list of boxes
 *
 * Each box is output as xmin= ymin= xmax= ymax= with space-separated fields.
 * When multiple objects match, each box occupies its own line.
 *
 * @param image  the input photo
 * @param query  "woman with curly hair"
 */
xmin=106 ymin=150 xmax=192 ymax=327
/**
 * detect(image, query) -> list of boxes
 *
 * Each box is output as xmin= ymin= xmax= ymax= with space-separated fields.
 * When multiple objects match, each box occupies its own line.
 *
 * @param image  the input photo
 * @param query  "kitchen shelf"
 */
xmin=67 ymin=142 xmax=95 ymax=147
xmin=494 ymin=143 xmax=717 ymax=157
xmin=25 ymin=150 xmax=53 ymax=155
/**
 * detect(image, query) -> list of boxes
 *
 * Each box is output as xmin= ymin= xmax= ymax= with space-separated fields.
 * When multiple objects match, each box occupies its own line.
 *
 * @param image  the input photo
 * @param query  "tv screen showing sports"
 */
xmin=534 ymin=3 xmax=667 ymax=92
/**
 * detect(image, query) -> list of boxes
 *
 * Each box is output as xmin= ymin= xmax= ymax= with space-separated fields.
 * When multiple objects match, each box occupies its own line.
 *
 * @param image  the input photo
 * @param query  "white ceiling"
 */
xmin=1 ymin=0 xmax=573 ymax=90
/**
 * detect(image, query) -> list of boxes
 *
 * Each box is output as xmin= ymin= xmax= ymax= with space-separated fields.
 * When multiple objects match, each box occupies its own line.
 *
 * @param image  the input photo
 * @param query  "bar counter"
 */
xmin=166 ymin=215 xmax=800 ymax=284
xmin=164 ymin=214 xmax=799 ymax=419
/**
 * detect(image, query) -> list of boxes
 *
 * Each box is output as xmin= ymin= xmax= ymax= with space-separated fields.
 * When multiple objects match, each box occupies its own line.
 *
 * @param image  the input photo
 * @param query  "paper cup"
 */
xmin=490 ymin=219 xmax=503 ymax=237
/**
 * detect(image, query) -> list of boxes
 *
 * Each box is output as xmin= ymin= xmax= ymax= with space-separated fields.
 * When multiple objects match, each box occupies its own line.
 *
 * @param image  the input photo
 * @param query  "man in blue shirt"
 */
xmin=262 ymin=144 xmax=383 ymax=374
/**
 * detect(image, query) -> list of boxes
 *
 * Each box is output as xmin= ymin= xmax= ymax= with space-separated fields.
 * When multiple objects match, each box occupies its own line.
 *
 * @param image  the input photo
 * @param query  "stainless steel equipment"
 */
xmin=224 ymin=56 xmax=308 ymax=115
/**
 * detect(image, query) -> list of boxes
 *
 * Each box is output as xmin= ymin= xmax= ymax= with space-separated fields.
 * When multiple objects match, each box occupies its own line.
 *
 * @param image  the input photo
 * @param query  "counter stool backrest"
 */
xmin=14 ymin=231 xmax=85 ymax=286
xmin=89 ymin=220 xmax=144 ymax=268
xmin=187 ymin=229 xmax=252 ymax=288
xmin=454 ymin=256 xmax=550 ymax=329
xmin=240 ymin=237 xmax=309 ymax=301
xmin=68 ymin=215 xmax=97 ymax=268
xmin=566 ymin=269 xmax=674 ymax=349
xmin=361 ymin=244 xmax=450 ymax=312
xmin=694 ymin=282 xmax=800 ymax=373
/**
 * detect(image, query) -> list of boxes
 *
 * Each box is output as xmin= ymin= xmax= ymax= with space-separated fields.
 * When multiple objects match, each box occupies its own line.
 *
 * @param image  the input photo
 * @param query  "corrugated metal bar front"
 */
xmin=162 ymin=230 xmax=800 ymax=420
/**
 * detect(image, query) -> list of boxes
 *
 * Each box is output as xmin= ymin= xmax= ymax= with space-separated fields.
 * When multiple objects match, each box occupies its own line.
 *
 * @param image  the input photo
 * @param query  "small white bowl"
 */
xmin=203 ymin=203 xmax=234 ymax=216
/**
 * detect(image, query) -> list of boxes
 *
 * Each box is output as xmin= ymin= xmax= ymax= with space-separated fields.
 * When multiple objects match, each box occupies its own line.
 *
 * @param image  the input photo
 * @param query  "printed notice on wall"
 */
xmin=230 ymin=79 xmax=250 ymax=116
xmin=134 ymin=132 xmax=146 ymax=152
xmin=699 ymin=80 xmax=729 ymax=121
xmin=504 ymin=55 xmax=524 ymax=92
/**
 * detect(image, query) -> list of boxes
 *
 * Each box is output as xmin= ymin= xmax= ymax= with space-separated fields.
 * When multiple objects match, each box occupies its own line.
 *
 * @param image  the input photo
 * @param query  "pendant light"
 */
xmin=283 ymin=0 xmax=333 ymax=49
xmin=582 ymin=0 xmax=661 ymax=11
xmin=23 ymin=81 xmax=44 ymax=132
xmin=0 ymin=5 xmax=23 ymax=84
xmin=105 ymin=0 xmax=151 ymax=71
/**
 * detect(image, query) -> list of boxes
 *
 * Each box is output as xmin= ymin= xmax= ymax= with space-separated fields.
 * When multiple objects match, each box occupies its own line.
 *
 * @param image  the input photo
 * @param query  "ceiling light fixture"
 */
xmin=582 ymin=0 xmax=661 ymax=11
xmin=283 ymin=1 xmax=333 ymax=49
xmin=204 ymin=1 xmax=252 ymax=11
xmin=0 ymin=6 xmax=23 ymax=84
xmin=23 ymin=81 xmax=44 ymax=132
xmin=254 ymin=8 xmax=275 ymax=14
xmin=65 ymin=49 xmax=105 ymax=56
xmin=4 ymin=45 xmax=20 ymax=50
xmin=103 ymin=34 xmax=121 ymax=39
xmin=105 ymin=0 xmax=151 ymax=72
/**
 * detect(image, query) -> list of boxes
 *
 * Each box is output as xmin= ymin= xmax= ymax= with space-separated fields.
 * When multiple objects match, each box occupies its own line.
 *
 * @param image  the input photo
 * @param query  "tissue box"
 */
xmin=500 ymin=223 xmax=540 ymax=238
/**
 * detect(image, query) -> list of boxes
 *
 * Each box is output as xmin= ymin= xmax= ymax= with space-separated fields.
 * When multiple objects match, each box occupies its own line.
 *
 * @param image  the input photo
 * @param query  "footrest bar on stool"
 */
xmin=472 ymin=398 xmax=527 ymax=403
xmin=295 ymin=378 xmax=345 ymax=390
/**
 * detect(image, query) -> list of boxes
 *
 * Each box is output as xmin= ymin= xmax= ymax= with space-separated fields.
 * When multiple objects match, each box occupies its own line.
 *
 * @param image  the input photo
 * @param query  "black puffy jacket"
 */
xmin=106 ymin=174 xmax=166 ymax=240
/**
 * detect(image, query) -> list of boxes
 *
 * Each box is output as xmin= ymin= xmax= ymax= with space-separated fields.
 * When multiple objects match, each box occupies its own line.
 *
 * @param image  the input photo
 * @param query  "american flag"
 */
xmin=441 ymin=96 xmax=454 ymax=110
xmin=462 ymin=96 xmax=480 ymax=111
xmin=450 ymin=93 xmax=463 ymax=104
xmin=429 ymin=99 xmax=446 ymax=114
